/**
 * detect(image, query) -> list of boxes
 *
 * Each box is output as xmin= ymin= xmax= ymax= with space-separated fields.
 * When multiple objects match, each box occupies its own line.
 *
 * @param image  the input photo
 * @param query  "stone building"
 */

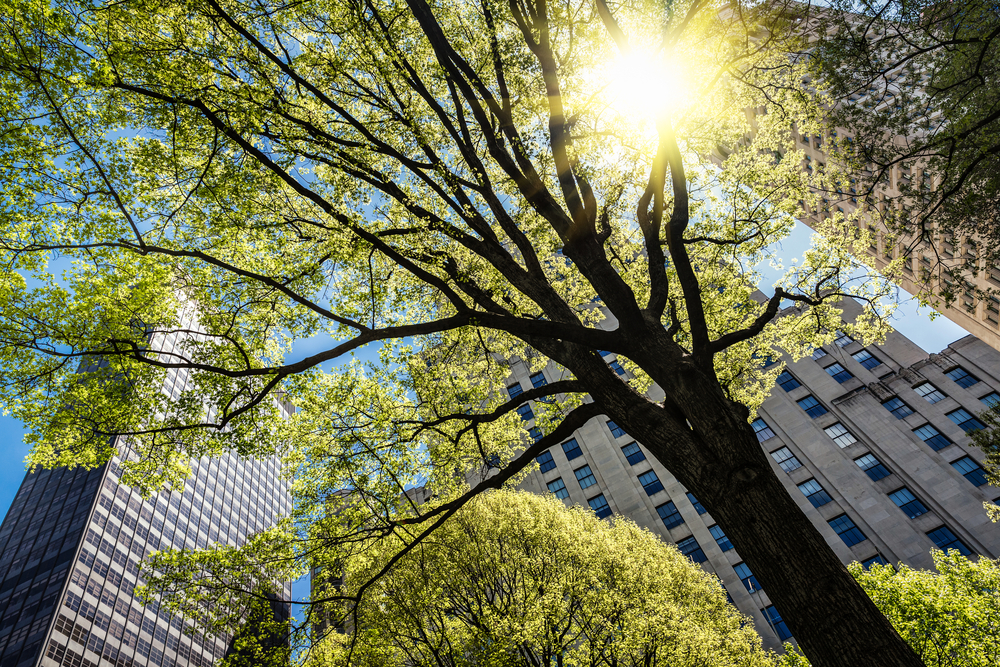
xmin=514 ymin=299 xmax=1000 ymax=648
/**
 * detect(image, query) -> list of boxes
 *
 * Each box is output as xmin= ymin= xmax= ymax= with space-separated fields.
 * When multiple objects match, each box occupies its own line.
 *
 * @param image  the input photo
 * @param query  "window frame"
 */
xmin=854 ymin=453 xmax=891 ymax=481
xmin=574 ymin=465 xmax=597 ymax=490
xmin=824 ymin=362 xmax=854 ymax=383
xmin=797 ymin=395 xmax=828 ymax=418
xmin=882 ymin=397 xmax=914 ymax=419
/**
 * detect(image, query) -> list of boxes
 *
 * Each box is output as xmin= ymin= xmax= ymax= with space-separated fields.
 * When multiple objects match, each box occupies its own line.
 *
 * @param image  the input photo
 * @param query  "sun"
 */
xmin=608 ymin=49 xmax=691 ymax=120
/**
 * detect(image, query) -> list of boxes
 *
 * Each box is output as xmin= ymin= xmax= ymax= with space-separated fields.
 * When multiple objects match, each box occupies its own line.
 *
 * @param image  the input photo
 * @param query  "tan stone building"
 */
xmin=513 ymin=298 xmax=1000 ymax=649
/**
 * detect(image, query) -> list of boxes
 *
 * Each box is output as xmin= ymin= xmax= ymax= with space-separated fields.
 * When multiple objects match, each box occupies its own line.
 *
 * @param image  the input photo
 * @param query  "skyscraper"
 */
xmin=0 ymin=325 xmax=291 ymax=667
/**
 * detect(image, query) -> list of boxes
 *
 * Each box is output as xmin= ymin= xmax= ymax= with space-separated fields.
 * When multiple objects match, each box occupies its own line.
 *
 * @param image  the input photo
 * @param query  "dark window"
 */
xmin=889 ymin=487 xmax=929 ymax=518
xmin=913 ymin=424 xmax=952 ymax=451
xmin=676 ymin=536 xmax=707 ymax=563
xmin=861 ymin=555 xmax=888 ymax=569
xmin=574 ymin=465 xmax=597 ymax=489
xmin=829 ymin=514 xmax=867 ymax=547
xmin=914 ymin=382 xmax=947 ymax=404
xmin=752 ymin=418 xmax=775 ymax=441
xmin=777 ymin=371 xmax=801 ymax=391
xmin=562 ymin=438 xmax=583 ymax=460
xmin=528 ymin=426 xmax=543 ymax=443
xmin=536 ymin=451 xmax=556 ymax=474
xmin=883 ymin=397 xmax=913 ymax=419
xmin=981 ymin=392 xmax=1000 ymax=409
xmin=855 ymin=453 xmax=891 ymax=481
xmin=709 ymin=524 xmax=733 ymax=551
xmin=547 ymin=478 xmax=569 ymax=500
xmin=797 ymin=395 xmax=828 ymax=418
xmin=770 ymin=447 xmax=802 ymax=473
xmin=588 ymin=494 xmax=613 ymax=519
xmin=609 ymin=360 xmax=626 ymax=376
xmin=798 ymin=479 xmax=833 ymax=508
xmin=657 ymin=501 xmax=684 ymax=529
xmin=621 ymin=442 xmax=645 ymax=465
xmin=824 ymin=423 xmax=857 ymax=448
xmin=812 ymin=347 xmax=828 ymax=360
xmin=763 ymin=605 xmax=793 ymax=641
xmin=686 ymin=492 xmax=707 ymax=514
xmin=852 ymin=349 xmax=882 ymax=370
xmin=926 ymin=526 xmax=971 ymax=556
xmin=516 ymin=404 xmax=534 ymax=421
xmin=607 ymin=420 xmax=626 ymax=438
xmin=507 ymin=383 xmax=524 ymax=399
xmin=825 ymin=363 xmax=853 ymax=383
xmin=947 ymin=367 xmax=979 ymax=389
xmin=530 ymin=372 xmax=547 ymax=388
xmin=638 ymin=470 xmax=664 ymax=496
xmin=834 ymin=330 xmax=854 ymax=347
xmin=951 ymin=456 xmax=988 ymax=486
xmin=947 ymin=408 xmax=985 ymax=433
xmin=734 ymin=561 xmax=759 ymax=592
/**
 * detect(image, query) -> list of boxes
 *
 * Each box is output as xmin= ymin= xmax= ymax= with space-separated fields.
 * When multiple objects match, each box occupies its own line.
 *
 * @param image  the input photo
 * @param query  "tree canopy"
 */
xmin=0 ymin=0 xmax=918 ymax=664
xmin=303 ymin=489 xmax=776 ymax=667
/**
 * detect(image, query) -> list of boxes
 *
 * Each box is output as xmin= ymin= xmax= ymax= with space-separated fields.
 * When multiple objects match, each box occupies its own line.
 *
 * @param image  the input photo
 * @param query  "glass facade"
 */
xmin=0 ymin=329 xmax=291 ymax=667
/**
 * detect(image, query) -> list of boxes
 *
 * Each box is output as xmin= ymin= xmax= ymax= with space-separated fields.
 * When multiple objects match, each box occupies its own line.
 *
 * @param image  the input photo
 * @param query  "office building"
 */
xmin=515 ymin=299 xmax=1000 ymax=648
xmin=0 ymin=326 xmax=292 ymax=667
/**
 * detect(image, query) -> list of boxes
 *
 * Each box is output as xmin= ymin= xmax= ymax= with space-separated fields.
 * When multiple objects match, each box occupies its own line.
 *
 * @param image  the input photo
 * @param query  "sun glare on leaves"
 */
xmin=609 ymin=50 xmax=691 ymax=120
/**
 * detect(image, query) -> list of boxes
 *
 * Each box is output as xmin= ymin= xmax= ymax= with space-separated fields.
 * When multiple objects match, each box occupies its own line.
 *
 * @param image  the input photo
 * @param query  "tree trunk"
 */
xmin=592 ymin=358 xmax=926 ymax=667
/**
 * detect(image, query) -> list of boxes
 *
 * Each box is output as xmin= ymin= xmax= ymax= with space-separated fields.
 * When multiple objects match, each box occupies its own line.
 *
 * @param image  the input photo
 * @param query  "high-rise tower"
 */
xmin=0 ymin=324 xmax=291 ymax=667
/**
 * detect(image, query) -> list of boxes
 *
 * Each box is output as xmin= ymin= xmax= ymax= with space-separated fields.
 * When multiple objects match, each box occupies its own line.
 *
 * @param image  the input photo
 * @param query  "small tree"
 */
xmin=0 ymin=0 xmax=917 ymax=664
xmin=308 ymin=489 xmax=776 ymax=667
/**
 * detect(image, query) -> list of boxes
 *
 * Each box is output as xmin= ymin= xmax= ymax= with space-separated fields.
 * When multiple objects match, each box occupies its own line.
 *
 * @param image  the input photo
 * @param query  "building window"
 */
xmin=709 ymin=524 xmax=733 ymax=551
xmin=546 ymin=478 xmax=569 ymax=499
xmin=575 ymin=465 xmax=597 ymax=489
xmin=861 ymin=555 xmax=888 ymax=569
xmin=676 ymin=536 xmax=708 ymax=563
xmin=621 ymin=442 xmax=645 ymax=465
xmin=888 ymin=487 xmax=929 ymax=518
xmin=834 ymin=330 xmax=854 ymax=347
xmin=777 ymin=371 xmax=802 ymax=392
xmin=852 ymin=349 xmax=882 ymax=370
xmin=825 ymin=363 xmax=853 ymax=383
xmin=770 ymin=447 xmax=802 ymax=473
xmin=734 ymin=562 xmax=759 ymax=592
xmin=812 ymin=347 xmax=828 ymax=360
xmin=516 ymin=404 xmax=534 ymax=421
xmin=926 ymin=526 xmax=971 ymax=556
xmin=829 ymin=514 xmax=867 ymax=547
xmin=914 ymin=382 xmax=947 ymax=404
xmin=797 ymin=395 xmax=828 ymax=418
xmin=981 ymin=392 xmax=1000 ymax=409
xmin=763 ymin=605 xmax=793 ymax=641
xmin=530 ymin=372 xmax=547 ymax=388
xmin=752 ymin=418 xmax=775 ymax=442
xmin=588 ymin=494 xmax=613 ymax=519
xmin=609 ymin=360 xmax=626 ymax=376
xmin=946 ymin=367 xmax=979 ymax=389
xmin=529 ymin=426 xmax=543 ymax=442
xmin=951 ymin=456 xmax=988 ymax=486
xmin=562 ymin=438 xmax=583 ymax=460
xmin=607 ymin=420 xmax=626 ymax=438
xmin=657 ymin=501 xmax=684 ymax=529
xmin=686 ymin=492 xmax=707 ymax=514
xmin=947 ymin=408 xmax=985 ymax=433
xmin=913 ymin=424 xmax=952 ymax=451
xmin=536 ymin=451 xmax=556 ymax=474
xmin=824 ymin=422 xmax=857 ymax=448
xmin=638 ymin=471 xmax=664 ymax=496
xmin=798 ymin=479 xmax=833 ymax=508
xmin=854 ymin=453 xmax=891 ymax=481
xmin=507 ymin=383 xmax=524 ymax=398
xmin=883 ymin=397 xmax=914 ymax=419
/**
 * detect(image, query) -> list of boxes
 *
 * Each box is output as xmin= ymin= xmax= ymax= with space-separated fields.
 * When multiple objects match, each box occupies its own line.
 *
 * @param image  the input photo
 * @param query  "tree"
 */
xmin=0 ymin=0 xmax=918 ymax=664
xmin=808 ymin=0 xmax=1000 ymax=306
xmin=848 ymin=551 xmax=1000 ymax=667
xmin=306 ymin=489 xmax=776 ymax=667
